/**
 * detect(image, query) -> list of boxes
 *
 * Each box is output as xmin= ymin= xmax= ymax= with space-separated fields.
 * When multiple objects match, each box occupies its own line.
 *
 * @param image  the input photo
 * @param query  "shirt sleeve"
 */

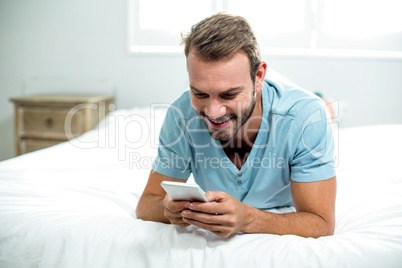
xmin=290 ymin=100 xmax=336 ymax=182
xmin=152 ymin=104 xmax=192 ymax=180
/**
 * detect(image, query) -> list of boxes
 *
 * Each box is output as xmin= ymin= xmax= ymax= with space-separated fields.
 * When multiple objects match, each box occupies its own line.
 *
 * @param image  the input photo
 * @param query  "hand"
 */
xmin=162 ymin=194 xmax=191 ymax=227
xmin=181 ymin=191 xmax=251 ymax=237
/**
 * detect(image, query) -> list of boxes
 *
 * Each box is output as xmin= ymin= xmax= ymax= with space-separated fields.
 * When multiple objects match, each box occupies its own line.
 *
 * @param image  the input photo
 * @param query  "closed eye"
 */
xmin=192 ymin=91 xmax=208 ymax=99
xmin=220 ymin=93 xmax=239 ymax=99
xmin=190 ymin=86 xmax=242 ymax=99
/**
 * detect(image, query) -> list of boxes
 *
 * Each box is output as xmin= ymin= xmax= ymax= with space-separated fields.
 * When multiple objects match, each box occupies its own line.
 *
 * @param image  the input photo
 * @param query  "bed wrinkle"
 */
xmin=63 ymin=186 xmax=137 ymax=218
xmin=1 ymin=121 xmax=402 ymax=267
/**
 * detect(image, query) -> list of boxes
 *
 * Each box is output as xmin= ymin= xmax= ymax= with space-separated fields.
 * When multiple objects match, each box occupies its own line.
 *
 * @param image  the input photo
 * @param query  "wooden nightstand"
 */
xmin=10 ymin=94 xmax=114 ymax=155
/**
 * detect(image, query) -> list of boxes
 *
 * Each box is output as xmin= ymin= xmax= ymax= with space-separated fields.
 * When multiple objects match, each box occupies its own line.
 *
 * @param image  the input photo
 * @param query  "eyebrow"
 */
xmin=190 ymin=86 xmax=245 ymax=95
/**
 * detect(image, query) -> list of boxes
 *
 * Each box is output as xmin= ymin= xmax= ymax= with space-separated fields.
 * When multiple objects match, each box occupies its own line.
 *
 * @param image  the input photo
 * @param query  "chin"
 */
xmin=210 ymin=129 xmax=227 ymax=140
xmin=210 ymin=129 xmax=237 ymax=143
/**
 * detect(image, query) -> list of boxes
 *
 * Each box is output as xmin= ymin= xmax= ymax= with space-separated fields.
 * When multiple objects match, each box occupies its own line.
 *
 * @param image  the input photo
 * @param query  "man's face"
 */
xmin=187 ymin=51 xmax=257 ymax=143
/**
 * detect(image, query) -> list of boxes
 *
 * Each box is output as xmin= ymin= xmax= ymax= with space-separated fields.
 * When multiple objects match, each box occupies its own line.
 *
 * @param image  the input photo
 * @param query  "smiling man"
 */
xmin=136 ymin=14 xmax=336 ymax=238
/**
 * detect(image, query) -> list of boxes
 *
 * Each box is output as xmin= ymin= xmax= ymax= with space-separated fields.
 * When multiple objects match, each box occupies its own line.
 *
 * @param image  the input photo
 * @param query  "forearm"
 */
xmin=243 ymin=205 xmax=334 ymax=238
xmin=136 ymin=194 xmax=169 ymax=223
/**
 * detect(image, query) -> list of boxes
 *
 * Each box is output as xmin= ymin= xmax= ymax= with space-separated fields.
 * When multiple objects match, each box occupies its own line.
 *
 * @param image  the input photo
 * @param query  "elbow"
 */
xmin=311 ymin=215 xmax=335 ymax=238
xmin=135 ymin=204 xmax=144 ymax=220
xmin=136 ymin=208 xmax=142 ymax=220
xmin=321 ymin=227 xmax=335 ymax=237
xmin=309 ymin=224 xmax=334 ymax=239
xmin=326 ymin=221 xmax=335 ymax=236
xmin=317 ymin=209 xmax=336 ymax=237
xmin=324 ymin=214 xmax=336 ymax=236
xmin=135 ymin=197 xmax=148 ymax=221
xmin=136 ymin=204 xmax=153 ymax=222
xmin=317 ymin=219 xmax=335 ymax=238
xmin=135 ymin=194 xmax=168 ymax=223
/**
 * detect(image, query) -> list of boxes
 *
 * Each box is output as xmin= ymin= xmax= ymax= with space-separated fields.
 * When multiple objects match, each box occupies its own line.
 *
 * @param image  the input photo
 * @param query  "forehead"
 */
xmin=187 ymin=51 xmax=252 ymax=93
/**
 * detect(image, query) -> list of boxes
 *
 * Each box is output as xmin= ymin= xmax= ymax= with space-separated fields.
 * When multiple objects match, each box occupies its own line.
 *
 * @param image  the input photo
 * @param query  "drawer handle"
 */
xmin=45 ymin=117 xmax=54 ymax=128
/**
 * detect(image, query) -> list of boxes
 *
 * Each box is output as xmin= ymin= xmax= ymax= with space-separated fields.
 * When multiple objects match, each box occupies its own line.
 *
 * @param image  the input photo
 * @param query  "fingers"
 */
xmin=166 ymin=200 xmax=190 ymax=213
xmin=181 ymin=191 xmax=244 ymax=237
xmin=163 ymin=194 xmax=190 ymax=212
xmin=164 ymin=209 xmax=190 ymax=227
xmin=205 ymin=191 xmax=227 ymax=202
xmin=182 ymin=216 xmax=234 ymax=238
xmin=186 ymin=202 xmax=224 ymax=215
xmin=162 ymin=191 xmax=240 ymax=236
xmin=182 ymin=210 xmax=234 ymax=226
xmin=162 ymin=195 xmax=190 ymax=227
xmin=187 ymin=195 xmax=233 ymax=215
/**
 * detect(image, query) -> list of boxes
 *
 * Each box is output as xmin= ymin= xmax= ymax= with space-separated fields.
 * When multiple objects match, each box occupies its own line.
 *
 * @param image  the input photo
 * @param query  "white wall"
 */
xmin=1 ymin=0 xmax=401 ymax=161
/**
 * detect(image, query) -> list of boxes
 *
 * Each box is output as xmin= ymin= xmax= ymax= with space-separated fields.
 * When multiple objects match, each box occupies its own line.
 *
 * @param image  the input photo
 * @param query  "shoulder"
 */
xmin=265 ymin=78 xmax=325 ymax=120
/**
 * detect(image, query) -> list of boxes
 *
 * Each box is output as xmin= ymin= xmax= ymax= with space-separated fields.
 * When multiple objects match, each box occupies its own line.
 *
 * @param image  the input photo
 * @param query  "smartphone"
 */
xmin=161 ymin=181 xmax=208 ymax=202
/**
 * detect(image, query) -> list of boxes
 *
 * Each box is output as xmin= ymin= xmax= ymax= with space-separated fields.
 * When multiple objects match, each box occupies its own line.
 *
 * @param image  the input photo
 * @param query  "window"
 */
xmin=317 ymin=0 xmax=402 ymax=52
xmin=128 ymin=0 xmax=402 ymax=58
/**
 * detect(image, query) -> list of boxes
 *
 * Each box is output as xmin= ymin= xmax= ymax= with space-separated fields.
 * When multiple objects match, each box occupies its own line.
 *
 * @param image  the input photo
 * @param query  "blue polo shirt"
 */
xmin=152 ymin=79 xmax=336 ymax=209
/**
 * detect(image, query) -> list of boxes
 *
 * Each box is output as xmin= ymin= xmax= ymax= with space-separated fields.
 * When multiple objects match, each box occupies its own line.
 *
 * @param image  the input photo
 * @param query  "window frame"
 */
xmin=127 ymin=0 xmax=402 ymax=61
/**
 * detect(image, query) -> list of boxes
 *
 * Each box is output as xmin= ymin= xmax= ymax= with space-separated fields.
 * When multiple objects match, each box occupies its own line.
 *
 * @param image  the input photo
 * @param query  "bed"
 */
xmin=1 ymin=107 xmax=402 ymax=268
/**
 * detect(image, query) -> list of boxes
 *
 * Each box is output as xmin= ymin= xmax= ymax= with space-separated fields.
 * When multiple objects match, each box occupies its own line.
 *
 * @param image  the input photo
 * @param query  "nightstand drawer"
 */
xmin=11 ymin=94 xmax=114 ymax=156
xmin=20 ymin=138 xmax=64 ymax=154
xmin=19 ymin=107 xmax=85 ymax=140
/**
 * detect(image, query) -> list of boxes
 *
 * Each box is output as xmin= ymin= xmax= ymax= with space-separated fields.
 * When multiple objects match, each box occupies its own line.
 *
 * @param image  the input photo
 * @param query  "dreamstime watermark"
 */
xmin=63 ymin=99 xmax=339 ymax=168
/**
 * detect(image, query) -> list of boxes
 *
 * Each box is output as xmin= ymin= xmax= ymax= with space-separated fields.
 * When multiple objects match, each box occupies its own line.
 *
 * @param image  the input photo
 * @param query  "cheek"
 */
xmin=227 ymin=97 xmax=250 ymax=113
xmin=190 ymin=96 xmax=202 ymax=112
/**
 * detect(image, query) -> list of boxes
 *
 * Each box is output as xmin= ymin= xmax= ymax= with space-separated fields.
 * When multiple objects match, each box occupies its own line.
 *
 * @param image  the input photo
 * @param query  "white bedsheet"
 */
xmin=1 ymin=108 xmax=402 ymax=268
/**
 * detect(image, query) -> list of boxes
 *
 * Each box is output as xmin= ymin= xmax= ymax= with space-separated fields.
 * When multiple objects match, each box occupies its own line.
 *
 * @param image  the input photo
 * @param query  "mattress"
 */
xmin=1 ymin=107 xmax=401 ymax=267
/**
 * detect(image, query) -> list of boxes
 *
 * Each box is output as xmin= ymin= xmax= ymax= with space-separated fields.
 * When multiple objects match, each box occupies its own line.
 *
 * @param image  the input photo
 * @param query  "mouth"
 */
xmin=207 ymin=117 xmax=232 ymax=130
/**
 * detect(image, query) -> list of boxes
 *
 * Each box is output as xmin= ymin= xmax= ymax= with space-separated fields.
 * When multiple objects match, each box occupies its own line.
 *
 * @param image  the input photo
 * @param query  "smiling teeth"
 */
xmin=211 ymin=118 xmax=230 ymax=124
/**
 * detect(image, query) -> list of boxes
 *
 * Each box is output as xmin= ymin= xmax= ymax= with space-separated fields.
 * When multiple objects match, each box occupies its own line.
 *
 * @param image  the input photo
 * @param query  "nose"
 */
xmin=204 ymin=98 xmax=227 ymax=120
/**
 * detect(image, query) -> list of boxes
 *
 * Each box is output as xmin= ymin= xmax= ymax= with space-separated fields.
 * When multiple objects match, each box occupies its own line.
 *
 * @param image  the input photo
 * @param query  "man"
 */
xmin=136 ymin=14 xmax=336 ymax=238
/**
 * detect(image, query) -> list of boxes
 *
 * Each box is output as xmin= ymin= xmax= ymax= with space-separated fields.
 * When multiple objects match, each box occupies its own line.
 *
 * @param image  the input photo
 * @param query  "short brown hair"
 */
xmin=182 ymin=13 xmax=261 ymax=84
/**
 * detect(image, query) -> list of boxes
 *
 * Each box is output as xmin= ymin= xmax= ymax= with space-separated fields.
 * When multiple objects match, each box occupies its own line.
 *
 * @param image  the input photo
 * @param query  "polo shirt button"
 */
xmin=237 ymin=172 xmax=242 ymax=177
xmin=237 ymin=179 xmax=242 ymax=185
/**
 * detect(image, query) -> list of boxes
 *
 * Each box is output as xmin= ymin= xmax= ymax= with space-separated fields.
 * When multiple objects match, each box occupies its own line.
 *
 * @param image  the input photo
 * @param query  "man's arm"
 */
xmin=244 ymin=176 xmax=336 ymax=237
xmin=181 ymin=176 xmax=336 ymax=238
xmin=136 ymin=170 xmax=190 ymax=226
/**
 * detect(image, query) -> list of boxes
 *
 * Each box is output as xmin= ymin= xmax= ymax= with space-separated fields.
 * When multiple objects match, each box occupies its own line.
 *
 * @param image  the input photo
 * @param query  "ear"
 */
xmin=255 ymin=61 xmax=267 ymax=93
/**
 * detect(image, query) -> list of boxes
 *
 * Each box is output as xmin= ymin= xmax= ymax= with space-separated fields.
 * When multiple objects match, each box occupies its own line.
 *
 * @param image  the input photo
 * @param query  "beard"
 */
xmin=198 ymin=88 xmax=257 ymax=143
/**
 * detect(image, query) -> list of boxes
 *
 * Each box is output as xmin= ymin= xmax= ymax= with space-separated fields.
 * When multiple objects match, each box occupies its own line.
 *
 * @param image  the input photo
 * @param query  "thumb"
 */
xmin=205 ymin=191 xmax=227 ymax=202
